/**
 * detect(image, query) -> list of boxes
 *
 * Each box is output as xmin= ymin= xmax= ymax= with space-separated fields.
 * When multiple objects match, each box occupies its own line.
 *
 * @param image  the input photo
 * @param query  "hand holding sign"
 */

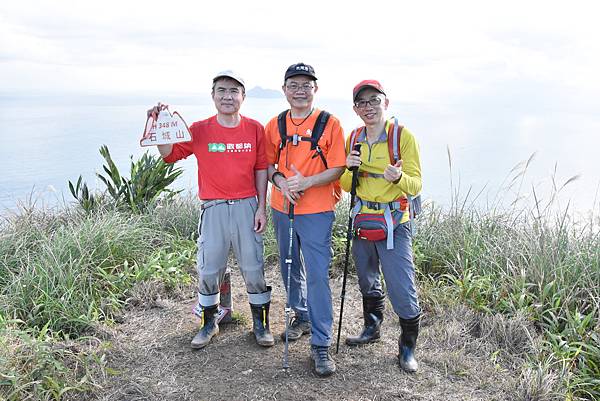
xmin=140 ymin=103 xmax=191 ymax=147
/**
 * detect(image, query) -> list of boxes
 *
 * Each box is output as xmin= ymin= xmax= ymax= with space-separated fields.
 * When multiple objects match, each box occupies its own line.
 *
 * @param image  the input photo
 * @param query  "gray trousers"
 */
xmin=352 ymin=222 xmax=420 ymax=320
xmin=196 ymin=197 xmax=270 ymax=307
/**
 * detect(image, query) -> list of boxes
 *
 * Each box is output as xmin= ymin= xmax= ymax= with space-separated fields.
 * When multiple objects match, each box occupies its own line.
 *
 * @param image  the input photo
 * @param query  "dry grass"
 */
xmin=73 ymin=266 xmax=543 ymax=401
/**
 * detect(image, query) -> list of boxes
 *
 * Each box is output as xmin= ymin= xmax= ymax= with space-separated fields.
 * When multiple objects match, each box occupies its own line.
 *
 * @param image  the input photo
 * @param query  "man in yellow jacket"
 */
xmin=340 ymin=79 xmax=422 ymax=372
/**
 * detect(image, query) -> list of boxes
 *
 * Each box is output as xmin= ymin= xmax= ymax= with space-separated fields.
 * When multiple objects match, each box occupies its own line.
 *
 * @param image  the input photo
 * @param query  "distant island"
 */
xmin=246 ymin=86 xmax=283 ymax=98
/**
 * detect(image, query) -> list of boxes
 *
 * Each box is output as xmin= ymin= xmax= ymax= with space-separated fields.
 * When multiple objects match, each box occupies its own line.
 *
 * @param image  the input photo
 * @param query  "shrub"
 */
xmin=69 ymin=145 xmax=183 ymax=213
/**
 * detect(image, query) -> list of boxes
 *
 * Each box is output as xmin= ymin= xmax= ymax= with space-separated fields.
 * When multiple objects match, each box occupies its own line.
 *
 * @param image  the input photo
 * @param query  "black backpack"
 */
xmin=276 ymin=110 xmax=331 ymax=168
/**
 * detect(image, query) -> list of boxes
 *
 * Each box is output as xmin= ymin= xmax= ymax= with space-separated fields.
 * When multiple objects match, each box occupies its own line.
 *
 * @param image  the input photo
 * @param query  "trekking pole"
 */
xmin=283 ymin=202 xmax=295 ymax=370
xmin=336 ymin=143 xmax=361 ymax=354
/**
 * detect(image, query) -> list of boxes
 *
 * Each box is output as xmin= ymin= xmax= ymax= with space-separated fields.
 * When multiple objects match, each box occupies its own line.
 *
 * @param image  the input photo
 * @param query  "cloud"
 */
xmin=1 ymin=0 xmax=600 ymax=101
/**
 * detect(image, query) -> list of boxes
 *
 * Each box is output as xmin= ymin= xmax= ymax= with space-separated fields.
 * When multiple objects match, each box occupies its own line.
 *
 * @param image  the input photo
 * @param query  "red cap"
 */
xmin=353 ymin=79 xmax=386 ymax=101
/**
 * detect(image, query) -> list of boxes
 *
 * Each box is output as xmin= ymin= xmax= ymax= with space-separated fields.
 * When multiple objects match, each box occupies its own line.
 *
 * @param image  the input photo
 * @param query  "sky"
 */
xmin=1 ymin=0 xmax=599 ymax=213
xmin=2 ymin=0 xmax=600 ymax=103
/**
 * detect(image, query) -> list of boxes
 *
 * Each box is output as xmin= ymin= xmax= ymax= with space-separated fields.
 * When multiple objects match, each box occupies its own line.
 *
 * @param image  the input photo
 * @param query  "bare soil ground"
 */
xmin=81 ymin=265 xmax=534 ymax=401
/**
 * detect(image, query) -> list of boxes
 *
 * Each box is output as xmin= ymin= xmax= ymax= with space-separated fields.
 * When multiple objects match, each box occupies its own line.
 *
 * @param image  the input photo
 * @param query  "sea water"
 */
xmin=1 ymin=93 xmax=598 ymax=214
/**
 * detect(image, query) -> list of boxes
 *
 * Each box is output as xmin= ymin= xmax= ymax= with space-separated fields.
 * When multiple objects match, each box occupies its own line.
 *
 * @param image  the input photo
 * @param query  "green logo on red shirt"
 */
xmin=208 ymin=142 xmax=253 ymax=153
xmin=208 ymin=143 xmax=226 ymax=152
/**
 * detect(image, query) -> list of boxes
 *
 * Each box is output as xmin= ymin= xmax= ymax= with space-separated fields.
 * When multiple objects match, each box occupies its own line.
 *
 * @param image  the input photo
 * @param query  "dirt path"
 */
xmin=84 ymin=265 xmax=527 ymax=401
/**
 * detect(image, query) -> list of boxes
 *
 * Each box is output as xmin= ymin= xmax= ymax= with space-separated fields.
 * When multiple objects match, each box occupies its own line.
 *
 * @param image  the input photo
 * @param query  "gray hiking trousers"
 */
xmin=196 ymin=197 xmax=270 ymax=308
xmin=352 ymin=221 xmax=420 ymax=320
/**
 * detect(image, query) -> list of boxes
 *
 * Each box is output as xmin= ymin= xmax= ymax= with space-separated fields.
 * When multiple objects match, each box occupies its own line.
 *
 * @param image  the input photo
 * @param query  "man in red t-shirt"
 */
xmin=149 ymin=71 xmax=273 ymax=350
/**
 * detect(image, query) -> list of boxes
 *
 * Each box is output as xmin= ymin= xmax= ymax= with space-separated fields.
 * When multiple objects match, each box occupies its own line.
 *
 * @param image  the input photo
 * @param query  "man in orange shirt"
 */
xmin=264 ymin=63 xmax=346 ymax=376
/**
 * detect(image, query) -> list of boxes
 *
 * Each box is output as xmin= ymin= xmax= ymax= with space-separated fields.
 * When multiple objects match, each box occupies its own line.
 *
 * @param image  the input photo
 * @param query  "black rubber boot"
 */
xmin=345 ymin=295 xmax=385 ymax=346
xmin=250 ymin=302 xmax=275 ymax=347
xmin=191 ymin=304 xmax=219 ymax=349
xmin=398 ymin=315 xmax=420 ymax=372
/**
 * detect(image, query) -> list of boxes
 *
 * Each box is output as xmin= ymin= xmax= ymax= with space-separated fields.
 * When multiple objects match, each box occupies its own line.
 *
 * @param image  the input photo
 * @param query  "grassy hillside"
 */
xmin=1 ymin=190 xmax=598 ymax=400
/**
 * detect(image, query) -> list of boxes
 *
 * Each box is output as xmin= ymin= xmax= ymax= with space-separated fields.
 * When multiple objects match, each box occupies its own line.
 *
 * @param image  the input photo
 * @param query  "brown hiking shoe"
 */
xmin=280 ymin=317 xmax=311 ymax=341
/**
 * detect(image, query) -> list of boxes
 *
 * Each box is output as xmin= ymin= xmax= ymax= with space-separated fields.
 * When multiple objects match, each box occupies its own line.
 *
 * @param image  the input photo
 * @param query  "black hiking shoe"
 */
xmin=280 ymin=316 xmax=311 ymax=341
xmin=310 ymin=345 xmax=336 ymax=377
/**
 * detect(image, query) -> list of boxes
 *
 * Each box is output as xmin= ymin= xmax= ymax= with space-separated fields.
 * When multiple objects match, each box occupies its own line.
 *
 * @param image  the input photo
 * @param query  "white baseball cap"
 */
xmin=212 ymin=70 xmax=245 ymax=88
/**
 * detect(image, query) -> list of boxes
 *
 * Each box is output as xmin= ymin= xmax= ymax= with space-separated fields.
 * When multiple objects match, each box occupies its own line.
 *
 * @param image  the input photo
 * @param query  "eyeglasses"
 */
xmin=354 ymin=97 xmax=383 ymax=108
xmin=286 ymin=83 xmax=314 ymax=92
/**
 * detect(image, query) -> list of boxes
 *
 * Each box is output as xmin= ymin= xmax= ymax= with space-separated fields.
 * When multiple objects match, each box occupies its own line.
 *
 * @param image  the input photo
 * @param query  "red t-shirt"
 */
xmin=163 ymin=115 xmax=267 ymax=200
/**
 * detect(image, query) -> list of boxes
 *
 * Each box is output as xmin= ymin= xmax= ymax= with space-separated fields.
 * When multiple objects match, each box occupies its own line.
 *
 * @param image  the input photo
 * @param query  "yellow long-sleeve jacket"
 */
xmin=339 ymin=122 xmax=422 ymax=224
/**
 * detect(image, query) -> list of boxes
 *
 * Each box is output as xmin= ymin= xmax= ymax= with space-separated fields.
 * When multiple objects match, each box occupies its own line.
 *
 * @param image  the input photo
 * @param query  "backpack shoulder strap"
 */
xmin=310 ymin=111 xmax=330 ymax=149
xmin=309 ymin=111 xmax=331 ymax=168
xmin=348 ymin=126 xmax=363 ymax=152
xmin=386 ymin=117 xmax=421 ymax=234
xmin=387 ymin=117 xmax=403 ymax=164
xmin=275 ymin=110 xmax=289 ymax=165
xmin=277 ymin=110 xmax=289 ymax=145
xmin=277 ymin=110 xmax=332 ymax=169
